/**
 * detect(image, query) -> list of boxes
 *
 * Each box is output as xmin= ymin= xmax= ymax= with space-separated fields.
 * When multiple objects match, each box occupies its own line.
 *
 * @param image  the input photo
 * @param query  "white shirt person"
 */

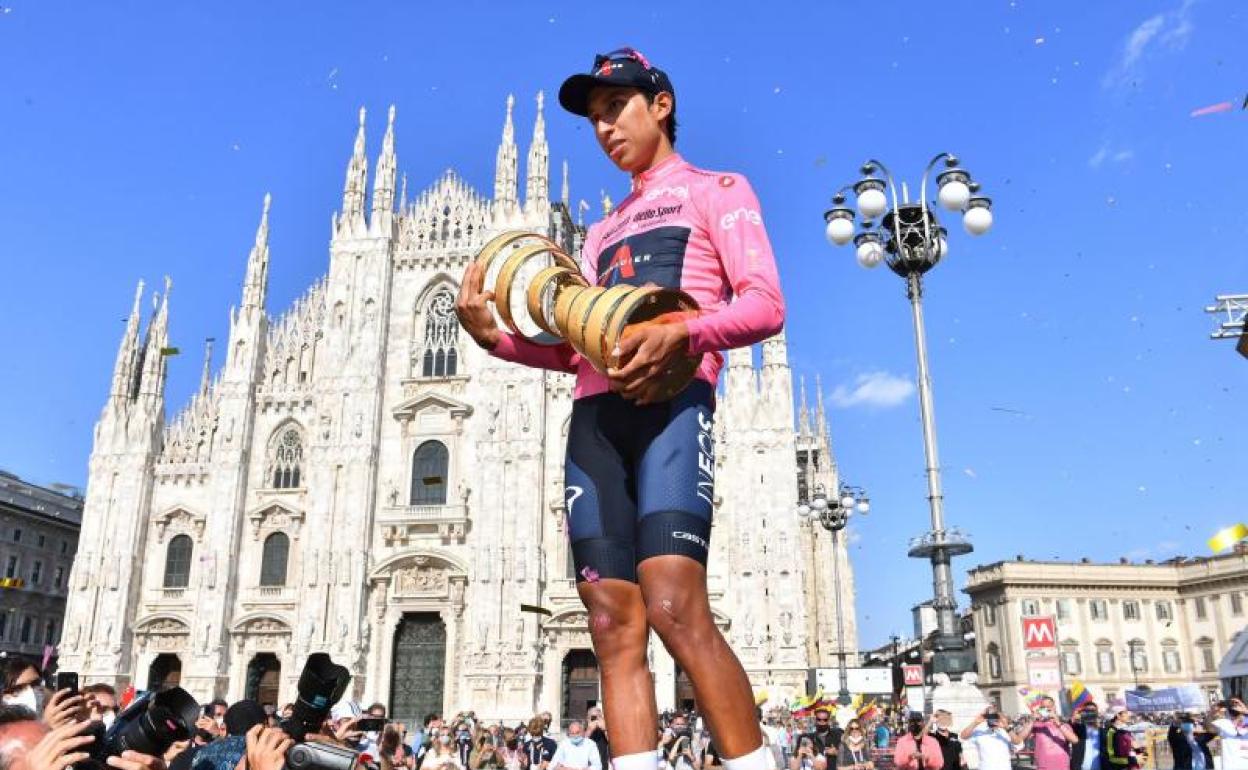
xmin=550 ymin=722 xmax=603 ymax=770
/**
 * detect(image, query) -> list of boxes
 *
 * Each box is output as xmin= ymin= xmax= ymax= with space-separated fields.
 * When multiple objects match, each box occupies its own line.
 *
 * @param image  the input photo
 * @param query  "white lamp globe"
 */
xmin=856 ymin=500 xmax=871 ymax=514
xmin=840 ymin=494 xmax=857 ymax=509
xmin=825 ymin=216 xmax=855 ymax=246
xmin=857 ymin=187 xmax=887 ymax=219
xmin=856 ymin=242 xmax=884 ymax=269
xmin=812 ymin=496 xmax=829 ymax=512
xmin=938 ymin=179 xmax=971 ymax=211
xmin=963 ymin=204 xmax=993 ymax=236
xmin=797 ymin=504 xmax=811 ymax=518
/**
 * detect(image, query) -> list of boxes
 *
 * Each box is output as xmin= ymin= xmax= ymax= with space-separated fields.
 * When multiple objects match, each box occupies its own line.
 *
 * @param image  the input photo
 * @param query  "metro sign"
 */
xmin=1022 ymin=616 xmax=1057 ymax=650
xmin=903 ymin=664 xmax=924 ymax=686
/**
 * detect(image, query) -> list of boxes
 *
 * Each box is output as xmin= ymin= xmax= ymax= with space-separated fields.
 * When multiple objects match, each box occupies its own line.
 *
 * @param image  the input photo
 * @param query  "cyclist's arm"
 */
xmin=685 ymin=174 xmax=785 ymax=355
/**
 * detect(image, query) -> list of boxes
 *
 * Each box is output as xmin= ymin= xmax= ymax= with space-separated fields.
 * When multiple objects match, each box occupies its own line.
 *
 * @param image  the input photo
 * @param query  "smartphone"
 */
xmin=55 ymin=671 xmax=79 ymax=695
xmin=358 ymin=718 xmax=387 ymax=732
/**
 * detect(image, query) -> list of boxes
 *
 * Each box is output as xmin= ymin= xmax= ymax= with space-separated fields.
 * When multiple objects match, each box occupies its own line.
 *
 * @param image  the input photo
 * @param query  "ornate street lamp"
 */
xmin=822 ymin=153 xmax=993 ymax=677
xmin=796 ymin=482 xmax=870 ymax=705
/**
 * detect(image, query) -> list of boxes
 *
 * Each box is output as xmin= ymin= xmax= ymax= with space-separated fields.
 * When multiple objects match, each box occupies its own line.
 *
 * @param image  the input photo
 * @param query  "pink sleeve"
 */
xmin=893 ymin=739 xmax=916 ymax=770
xmin=923 ymin=738 xmax=944 ymax=770
xmin=684 ymin=173 xmax=786 ymax=355
xmin=489 ymin=333 xmax=580 ymax=374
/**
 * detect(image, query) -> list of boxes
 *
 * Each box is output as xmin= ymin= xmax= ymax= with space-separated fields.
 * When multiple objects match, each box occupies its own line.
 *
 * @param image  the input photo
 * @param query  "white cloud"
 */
xmin=1103 ymin=0 xmax=1197 ymax=89
xmin=830 ymin=371 xmax=915 ymax=410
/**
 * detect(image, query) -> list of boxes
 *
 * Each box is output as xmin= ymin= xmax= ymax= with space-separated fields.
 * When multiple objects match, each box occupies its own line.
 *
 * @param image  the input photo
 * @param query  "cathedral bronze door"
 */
xmin=561 ymin=649 xmax=600 ymax=729
xmin=390 ymin=613 xmax=446 ymax=726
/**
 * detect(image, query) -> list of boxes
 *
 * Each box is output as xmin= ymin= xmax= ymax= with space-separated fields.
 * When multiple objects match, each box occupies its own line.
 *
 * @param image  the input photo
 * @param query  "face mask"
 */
xmin=570 ymin=737 xmax=584 ymax=746
xmin=1182 ymin=723 xmax=1195 ymax=736
xmin=440 ymin=735 xmax=453 ymax=745
xmin=909 ymin=725 xmax=923 ymax=736
xmin=102 ymin=711 xmax=117 ymax=730
xmin=1038 ymin=709 xmax=1052 ymax=719
xmin=3 ymin=686 xmax=38 ymax=713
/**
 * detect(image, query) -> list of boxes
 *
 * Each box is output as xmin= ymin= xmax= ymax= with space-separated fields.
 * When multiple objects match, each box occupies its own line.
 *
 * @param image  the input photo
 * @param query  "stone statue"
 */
xmin=387 ymin=480 xmax=399 ymax=506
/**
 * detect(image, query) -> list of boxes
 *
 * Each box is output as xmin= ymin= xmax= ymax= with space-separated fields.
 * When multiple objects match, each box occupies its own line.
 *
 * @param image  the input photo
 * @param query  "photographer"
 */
xmin=960 ymin=708 xmax=1021 ymax=770
xmin=660 ymin=713 xmax=698 ymax=770
xmin=1167 ymin=712 xmax=1214 ymax=770
xmin=1015 ymin=698 xmax=1078 ymax=770
xmin=789 ymin=734 xmax=826 ymax=770
xmin=585 ymin=708 xmax=609 ymax=769
xmin=893 ymin=714 xmax=942 ymax=770
xmin=0 ymin=709 xmax=170 ymax=770
xmin=472 ymin=729 xmax=503 ymax=770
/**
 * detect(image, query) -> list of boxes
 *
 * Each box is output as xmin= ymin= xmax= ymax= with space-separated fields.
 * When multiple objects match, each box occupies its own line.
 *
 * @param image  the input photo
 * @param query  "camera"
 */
xmin=280 ymin=653 xmax=373 ymax=770
xmin=78 ymin=687 xmax=200 ymax=769
xmin=287 ymin=741 xmax=372 ymax=770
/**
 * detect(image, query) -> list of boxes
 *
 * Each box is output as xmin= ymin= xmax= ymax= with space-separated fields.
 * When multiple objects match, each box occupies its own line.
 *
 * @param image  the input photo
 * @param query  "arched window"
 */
xmin=420 ymin=289 xmax=459 ymax=378
xmin=269 ymin=427 xmax=303 ymax=489
xmin=410 ymin=441 xmax=449 ymax=505
xmin=164 ymin=534 xmax=192 ymax=588
xmin=260 ymin=532 xmax=290 ymax=587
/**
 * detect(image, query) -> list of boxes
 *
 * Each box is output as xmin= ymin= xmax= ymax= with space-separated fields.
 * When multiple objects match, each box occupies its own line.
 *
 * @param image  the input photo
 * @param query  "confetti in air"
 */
xmin=1209 ymin=524 xmax=1248 ymax=553
xmin=519 ymin=603 xmax=553 ymax=617
xmin=1190 ymin=101 xmax=1234 ymax=118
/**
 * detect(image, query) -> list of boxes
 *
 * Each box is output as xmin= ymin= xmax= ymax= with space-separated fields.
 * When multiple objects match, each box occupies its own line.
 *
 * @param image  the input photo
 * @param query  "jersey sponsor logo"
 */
xmin=565 ymin=485 xmax=584 ymax=516
xmin=673 ymin=530 xmax=709 ymax=550
xmin=696 ymin=409 xmax=714 ymax=506
xmin=596 ymin=227 xmax=691 ymax=288
xmin=643 ymin=185 xmax=689 ymax=201
xmin=720 ymin=207 xmax=762 ymax=230
xmin=718 ymin=175 xmax=735 ymax=188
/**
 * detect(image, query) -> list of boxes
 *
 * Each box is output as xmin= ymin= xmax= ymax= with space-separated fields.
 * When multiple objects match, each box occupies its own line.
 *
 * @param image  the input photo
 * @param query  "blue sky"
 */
xmin=1 ymin=1 xmax=1246 ymax=649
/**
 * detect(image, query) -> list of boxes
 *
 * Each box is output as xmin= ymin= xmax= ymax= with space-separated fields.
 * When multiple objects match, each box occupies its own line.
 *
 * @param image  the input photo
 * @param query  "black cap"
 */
xmin=558 ymin=47 xmax=674 ymax=117
xmin=225 ymin=699 xmax=267 ymax=736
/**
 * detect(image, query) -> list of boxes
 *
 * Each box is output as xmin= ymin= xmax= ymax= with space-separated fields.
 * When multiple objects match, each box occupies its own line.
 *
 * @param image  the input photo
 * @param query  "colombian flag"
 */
xmin=1069 ymin=679 xmax=1093 ymax=710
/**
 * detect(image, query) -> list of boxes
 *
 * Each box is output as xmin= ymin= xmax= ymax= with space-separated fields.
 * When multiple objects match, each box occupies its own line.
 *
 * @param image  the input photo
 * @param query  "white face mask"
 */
xmin=2 ymin=685 xmax=38 ymax=713
xmin=102 ymin=711 xmax=117 ymax=730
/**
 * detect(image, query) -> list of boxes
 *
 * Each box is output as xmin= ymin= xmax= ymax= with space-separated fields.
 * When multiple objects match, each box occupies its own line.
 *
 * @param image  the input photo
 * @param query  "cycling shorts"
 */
xmin=564 ymin=379 xmax=716 ymax=584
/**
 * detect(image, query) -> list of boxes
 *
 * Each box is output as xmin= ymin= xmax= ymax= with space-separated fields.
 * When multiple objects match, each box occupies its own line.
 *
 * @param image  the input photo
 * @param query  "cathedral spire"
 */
xmin=798 ymin=375 xmax=811 ymax=436
xmin=525 ymin=90 xmax=549 ymax=214
xmin=400 ymin=172 xmax=408 ymax=211
xmin=494 ymin=95 xmax=518 ymax=211
xmin=139 ymin=276 xmax=172 ymax=399
xmin=110 ymin=279 xmax=145 ymax=401
xmin=561 ymin=160 xmax=570 ymax=207
xmin=371 ymin=105 xmax=398 ymax=226
xmin=199 ymin=337 xmax=215 ymax=397
xmin=815 ymin=373 xmax=829 ymax=442
xmin=340 ymin=106 xmax=369 ymax=231
xmin=241 ymin=193 xmax=271 ymax=311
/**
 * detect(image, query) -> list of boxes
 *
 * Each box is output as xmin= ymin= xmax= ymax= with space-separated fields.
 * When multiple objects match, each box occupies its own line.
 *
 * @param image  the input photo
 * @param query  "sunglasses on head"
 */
xmin=593 ymin=47 xmax=653 ymax=71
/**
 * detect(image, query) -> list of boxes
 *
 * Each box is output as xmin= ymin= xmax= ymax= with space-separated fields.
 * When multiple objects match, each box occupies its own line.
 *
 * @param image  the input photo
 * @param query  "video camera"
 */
xmin=78 ymin=687 xmax=201 ymax=769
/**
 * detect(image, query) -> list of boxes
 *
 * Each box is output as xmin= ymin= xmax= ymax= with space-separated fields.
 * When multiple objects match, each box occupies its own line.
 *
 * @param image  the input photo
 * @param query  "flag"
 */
xmin=160 ymin=347 xmax=181 ymax=356
xmin=41 ymin=645 xmax=54 ymax=671
xmin=120 ymin=684 xmax=137 ymax=709
xmin=1209 ymin=524 xmax=1248 ymax=553
xmin=1069 ymin=679 xmax=1093 ymax=710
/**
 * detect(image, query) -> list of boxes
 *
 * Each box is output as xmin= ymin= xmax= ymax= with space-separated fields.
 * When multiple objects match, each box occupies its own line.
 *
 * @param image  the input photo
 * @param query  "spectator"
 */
xmin=928 ymin=711 xmax=962 ymax=770
xmin=424 ymin=725 xmax=467 ymax=770
xmin=455 ymin=720 xmax=476 ymax=767
xmin=1168 ymin=713 xmax=1214 ymax=770
xmin=1 ymin=661 xmax=43 ymax=714
xmin=83 ymin=683 xmax=119 ymax=730
xmin=188 ymin=698 xmax=266 ymax=770
xmin=1069 ymin=704 xmax=1104 ymax=770
xmin=585 ymin=706 xmax=610 ymax=768
xmin=838 ymin=719 xmax=873 ymax=770
xmin=497 ymin=727 xmax=526 ymax=770
xmin=551 ymin=720 xmax=602 ymax=770
xmin=1103 ymin=707 xmax=1138 ymax=770
xmin=1016 ymin=698 xmax=1078 ymax=770
xmin=790 ymin=733 xmax=827 ymax=770
xmin=959 ymin=708 xmax=1021 ymax=770
xmin=806 ymin=709 xmax=843 ymax=770
xmin=661 ymin=714 xmax=698 ymax=770
xmin=893 ymin=714 xmax=943 ymax=770
xmin=383 ymin=723 xmax=418 ymax=770
xmin=1210 ymin=698 xmax=1248 ymax=769
xmin=524 ymin=716 xmax=557 ymax=770
xmin=874 ymin=721 xmax=891 ymax=750
xmin=472 ymin=730 xmax=503 ymax=770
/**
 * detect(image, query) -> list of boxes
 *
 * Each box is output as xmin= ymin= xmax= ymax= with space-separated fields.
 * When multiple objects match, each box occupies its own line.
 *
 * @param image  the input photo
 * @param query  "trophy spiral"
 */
xmin=473 ymin=230 xmax=703 ymax=401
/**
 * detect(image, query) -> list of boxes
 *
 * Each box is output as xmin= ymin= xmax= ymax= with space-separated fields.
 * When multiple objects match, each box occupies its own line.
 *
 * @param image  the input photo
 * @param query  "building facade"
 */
xmin=965 ymin=551 xmax=1248 ymax=713
xmin=57 ymin=98 xmax=858 ymax=725
xmin=0 ymin=471 xmax=82 ymax=663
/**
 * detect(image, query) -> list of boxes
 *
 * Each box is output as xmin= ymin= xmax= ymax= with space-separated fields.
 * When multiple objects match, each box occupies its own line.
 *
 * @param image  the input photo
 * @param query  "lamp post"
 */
xmin=796 ymin=482 xmax=870 ymax=705
xmin=1126 ymin=640 xmax=1143 ymax=690
xmin=823 ymin=153 xmax=993 ymax=677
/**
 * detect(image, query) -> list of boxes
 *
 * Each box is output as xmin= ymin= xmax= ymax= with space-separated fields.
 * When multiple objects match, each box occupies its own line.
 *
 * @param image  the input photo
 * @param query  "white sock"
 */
xmin=613 ymin=750 xmax=660 ymax=770
xmin=722 ymin=745 xmax=771 ymax=770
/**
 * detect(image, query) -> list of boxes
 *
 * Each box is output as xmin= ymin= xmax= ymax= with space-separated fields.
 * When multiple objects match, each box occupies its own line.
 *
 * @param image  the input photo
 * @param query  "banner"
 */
xmin=1124 ymin=685 xmax=1206 ymax=713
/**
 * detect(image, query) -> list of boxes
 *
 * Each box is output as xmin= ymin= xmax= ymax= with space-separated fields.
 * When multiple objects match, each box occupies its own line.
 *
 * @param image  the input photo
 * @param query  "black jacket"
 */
xmin=1068 ymin=723 xmax=1106 ymax=770
xmin=1166 ymin=726 xmax=1214 ymax=770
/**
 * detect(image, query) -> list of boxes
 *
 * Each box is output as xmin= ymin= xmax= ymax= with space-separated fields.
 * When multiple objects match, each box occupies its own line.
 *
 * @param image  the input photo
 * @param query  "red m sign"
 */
xmin=1022 ymin=616 xmax=1057 ymax=649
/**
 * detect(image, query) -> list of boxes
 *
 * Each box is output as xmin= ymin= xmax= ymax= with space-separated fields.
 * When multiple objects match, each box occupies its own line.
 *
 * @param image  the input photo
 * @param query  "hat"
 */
xmin=331 ymin=699 xmax=362 ymax=722
xmin=558 ymin=47 xmax=674 ymax=117
xmin=224 ymin=699 xmax=267 ymax=736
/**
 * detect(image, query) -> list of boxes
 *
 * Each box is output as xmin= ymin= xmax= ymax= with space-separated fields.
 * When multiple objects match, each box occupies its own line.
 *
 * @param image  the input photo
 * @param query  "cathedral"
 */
xmin=58 ymin=95 xmax=857 ymax=726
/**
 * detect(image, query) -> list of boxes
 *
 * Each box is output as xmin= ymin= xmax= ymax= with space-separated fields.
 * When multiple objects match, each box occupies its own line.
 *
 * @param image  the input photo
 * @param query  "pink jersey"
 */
xmin=490 ymin=152 xmax=785 ymax=399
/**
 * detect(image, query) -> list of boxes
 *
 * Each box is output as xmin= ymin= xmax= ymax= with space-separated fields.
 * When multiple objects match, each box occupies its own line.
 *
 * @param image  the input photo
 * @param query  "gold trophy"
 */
xmin=473 ymin=231 xmax=703 ymax=400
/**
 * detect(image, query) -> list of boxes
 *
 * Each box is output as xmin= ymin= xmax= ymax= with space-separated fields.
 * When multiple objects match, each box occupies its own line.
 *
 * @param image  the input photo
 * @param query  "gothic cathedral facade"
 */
xmin=58 ymin=97 xmax=857 ymax=725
